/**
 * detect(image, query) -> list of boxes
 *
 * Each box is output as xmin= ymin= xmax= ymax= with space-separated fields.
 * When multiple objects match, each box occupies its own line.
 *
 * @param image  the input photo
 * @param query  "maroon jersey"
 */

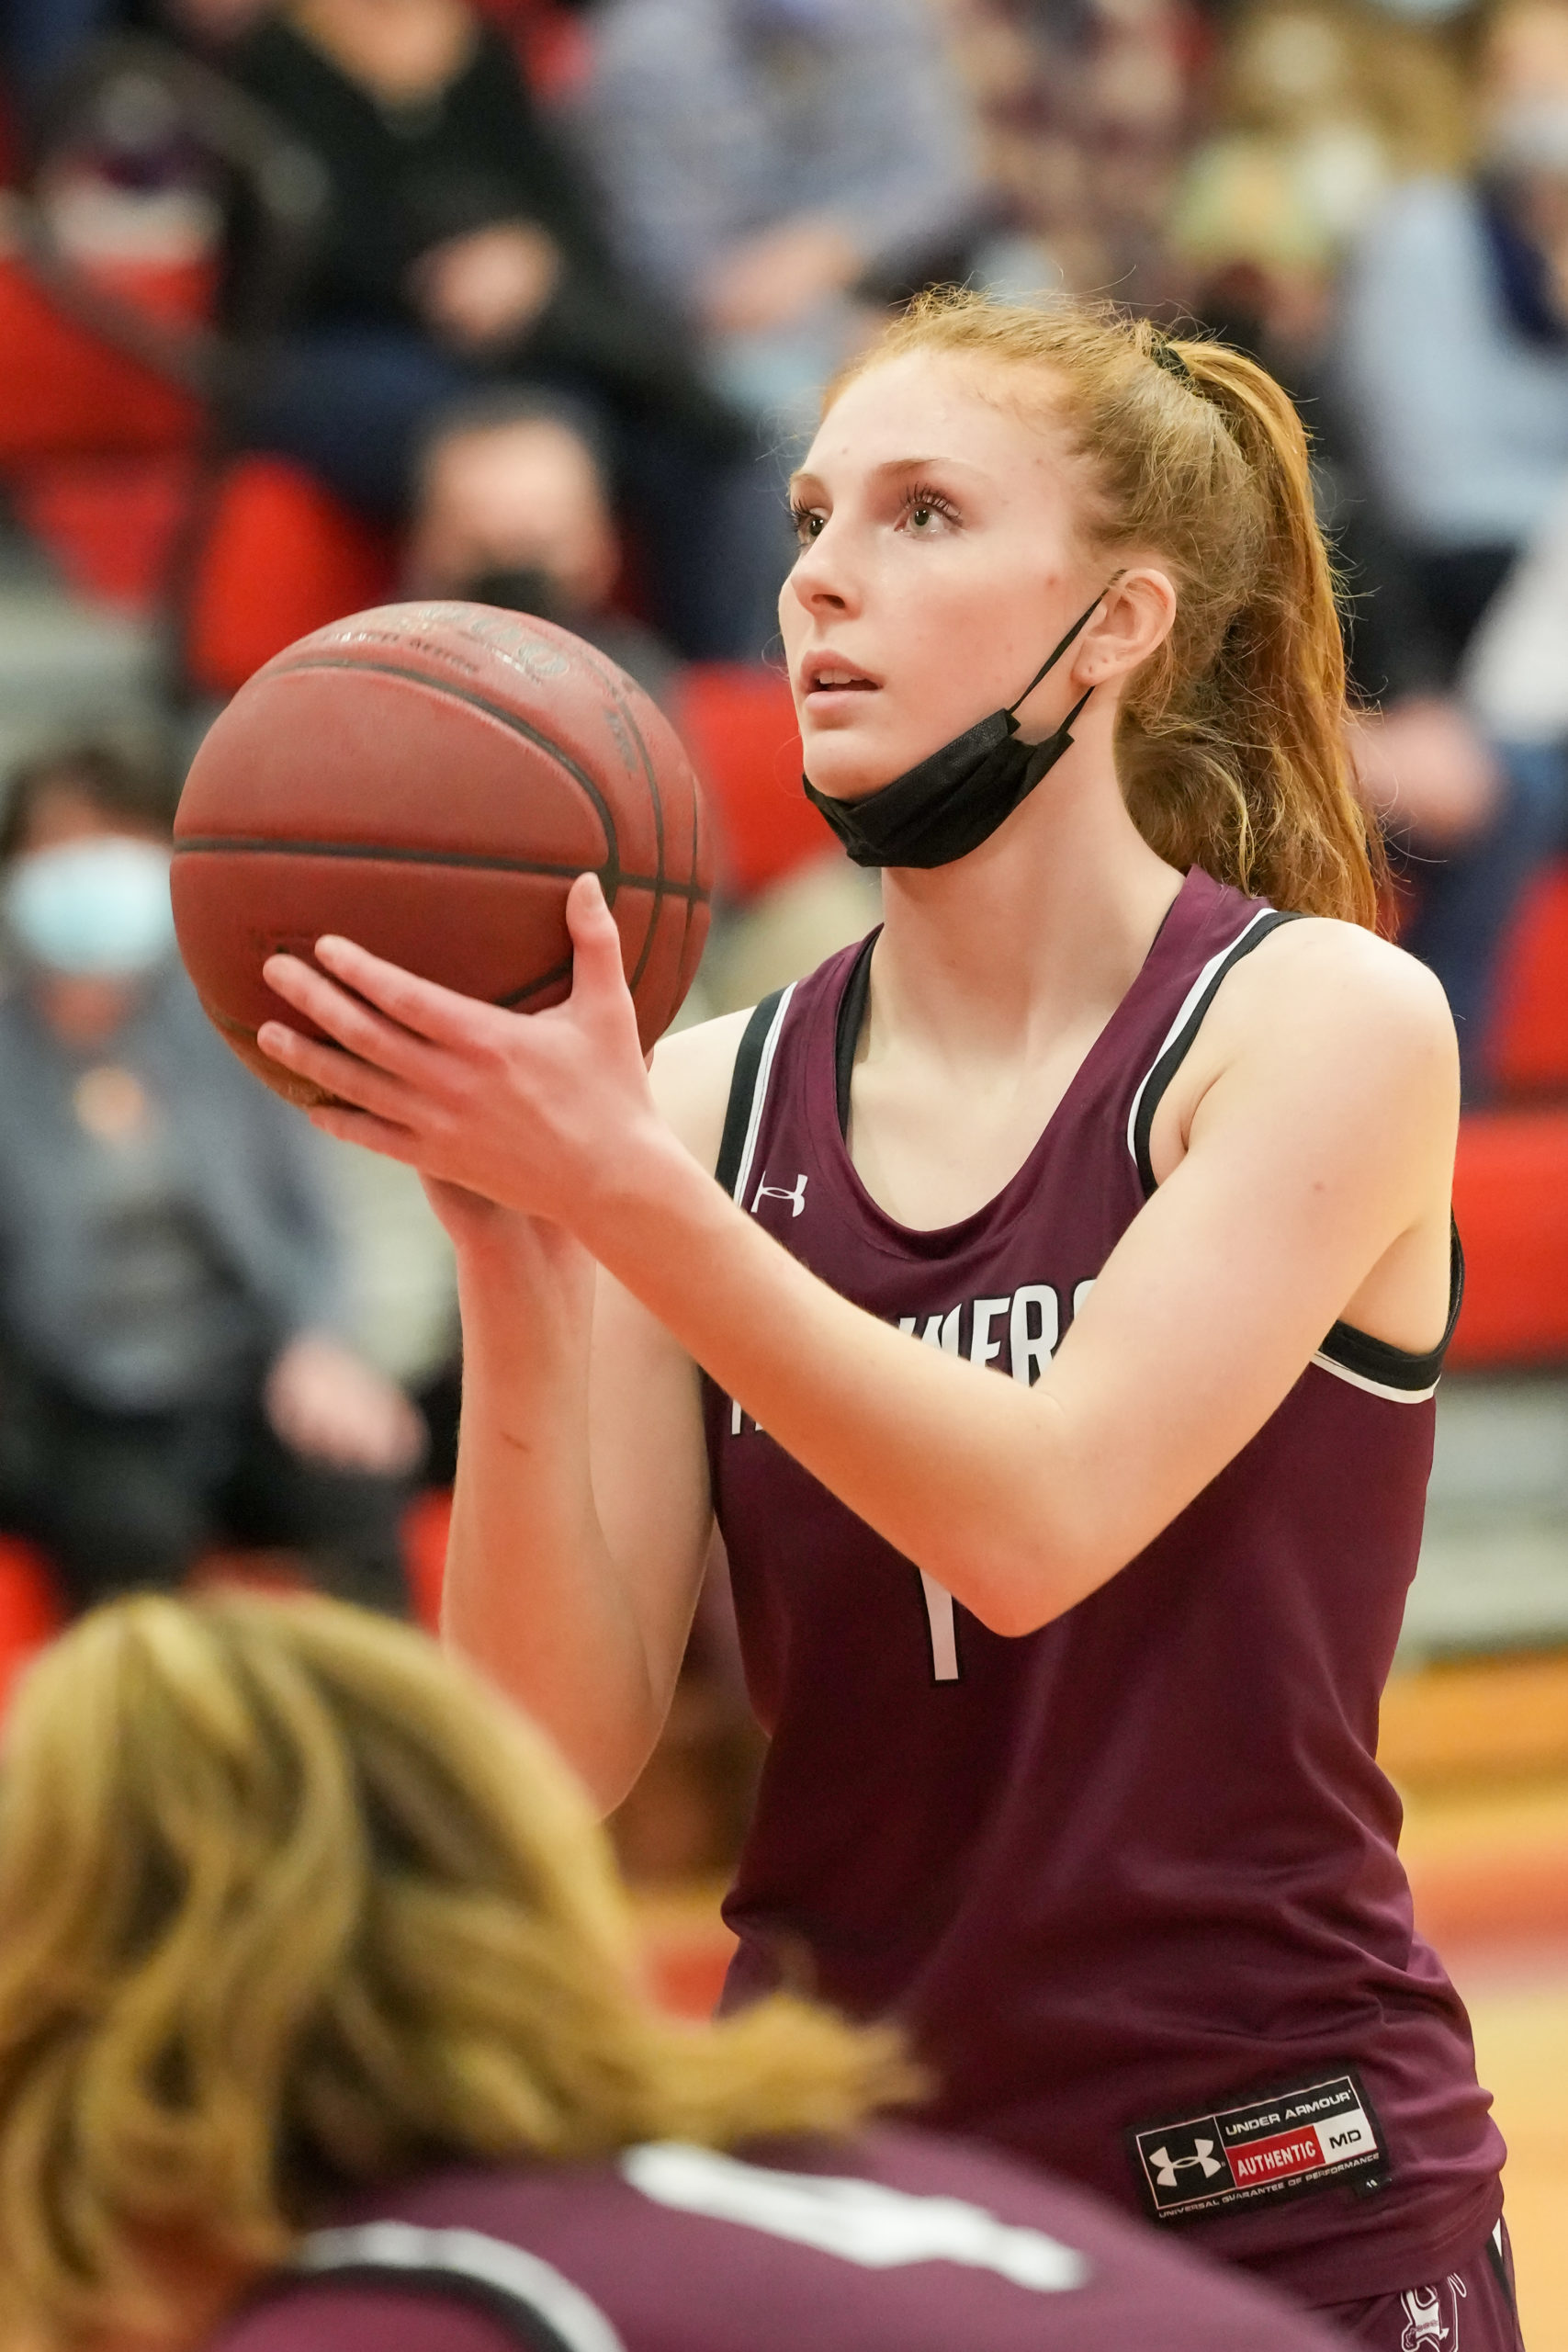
xmin=217 ymin=2125 xmax=1348 ymax=2351
xmin=701 ymin=865 xmax=1504 ymax=2307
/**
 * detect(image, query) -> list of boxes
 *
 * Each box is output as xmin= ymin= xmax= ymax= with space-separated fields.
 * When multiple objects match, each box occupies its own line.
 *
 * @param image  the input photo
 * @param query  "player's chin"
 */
xmin=800 ymin=723 xmax=910 ymax=805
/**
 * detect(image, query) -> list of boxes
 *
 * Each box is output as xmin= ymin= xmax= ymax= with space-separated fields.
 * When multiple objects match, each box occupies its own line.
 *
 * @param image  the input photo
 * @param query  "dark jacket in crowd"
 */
xmin=231 ymin=15 xmax=742 ymax=446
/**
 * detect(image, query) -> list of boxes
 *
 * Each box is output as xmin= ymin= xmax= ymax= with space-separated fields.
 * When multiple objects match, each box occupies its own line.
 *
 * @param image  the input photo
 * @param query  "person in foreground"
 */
xmin=257 ymin=292 xmax=1523 ymax=2343
xmin=0 ymin=1590 xmax=1352 ymax=2352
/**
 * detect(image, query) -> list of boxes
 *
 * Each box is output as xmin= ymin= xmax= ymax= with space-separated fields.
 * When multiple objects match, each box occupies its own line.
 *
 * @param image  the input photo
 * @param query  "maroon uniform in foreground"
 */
xmin=217 ymin=2124 xmax=1350 ymax=2350
xmin=702 ymin=866 xmax=1506 ymax=2308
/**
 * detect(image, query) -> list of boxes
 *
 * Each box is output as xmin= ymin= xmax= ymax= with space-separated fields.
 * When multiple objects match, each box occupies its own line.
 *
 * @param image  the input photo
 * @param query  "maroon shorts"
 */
xmin=1318 ymin=2221 xmax=1525 ymax=2349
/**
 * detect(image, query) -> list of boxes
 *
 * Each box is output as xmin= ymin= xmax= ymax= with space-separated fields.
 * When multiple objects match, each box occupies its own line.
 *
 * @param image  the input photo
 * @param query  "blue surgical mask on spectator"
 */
xmin=3 ymin=837 xmax=175 ymax=978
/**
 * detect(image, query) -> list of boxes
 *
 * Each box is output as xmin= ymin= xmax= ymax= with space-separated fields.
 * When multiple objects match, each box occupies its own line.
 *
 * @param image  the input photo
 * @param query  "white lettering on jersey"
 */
xmin=622 ymin=2143 xmax=1089 ymax=2295
xmin=970 ymin=1298 xmax=1010 ymax=1369
xmin=1010 ymin=1286 xmax=1058 ymax=1385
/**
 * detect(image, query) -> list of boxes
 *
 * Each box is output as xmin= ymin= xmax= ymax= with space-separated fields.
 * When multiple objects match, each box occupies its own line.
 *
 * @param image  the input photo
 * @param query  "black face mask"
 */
xmin=801 ymin=591 xmax=1107 ymax=870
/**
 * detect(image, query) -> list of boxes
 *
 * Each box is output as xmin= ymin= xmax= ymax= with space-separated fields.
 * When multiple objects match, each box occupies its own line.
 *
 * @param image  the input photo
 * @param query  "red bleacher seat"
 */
xmin=1449 ymin=1108 xmax=1568 ymax=1366
xmin=1487 ymin=859 xmax=1568 ymax=1095
xmin=0 ymin=1536 xmax=64 ymax=1711
xmin=11 ymin=450 xmax=195 ymax=605
xmin=0 ymin=249 xmax=201 ymax=457
xmin=402 ymin=1487 xmax=452 ymax=1634
xmin=674 ymin=663 xmax=829 ymax=899
xmin=0 ymin=1489 xmax=450 ymax=1721
xmin=185 ymin=456 xmax=397 ymax=696
xmin=0 ymin=239 xmax=393 ymax=675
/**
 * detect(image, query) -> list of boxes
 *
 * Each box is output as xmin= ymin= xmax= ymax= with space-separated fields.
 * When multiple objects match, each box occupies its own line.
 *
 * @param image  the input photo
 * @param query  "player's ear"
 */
xmin=1076 ymin=568 xmax=1177 ymax=686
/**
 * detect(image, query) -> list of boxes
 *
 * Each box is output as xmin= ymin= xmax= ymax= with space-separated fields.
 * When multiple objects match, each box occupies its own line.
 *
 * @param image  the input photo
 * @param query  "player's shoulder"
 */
xmin=649 ymin=1005 xmax=756 ymax=1178
xmin=1223 ymin=912 xmax=1457 ymax=1078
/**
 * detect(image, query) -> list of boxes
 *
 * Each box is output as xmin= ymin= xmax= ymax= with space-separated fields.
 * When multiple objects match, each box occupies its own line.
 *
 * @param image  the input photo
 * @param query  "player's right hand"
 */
xmin=255 ymin=875 xmax=685 ymax=1252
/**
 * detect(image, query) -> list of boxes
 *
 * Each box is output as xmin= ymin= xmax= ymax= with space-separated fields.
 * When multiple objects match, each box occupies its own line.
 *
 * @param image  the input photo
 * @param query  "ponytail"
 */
xmin=829 ymin=296 xmax=1383 ymax=927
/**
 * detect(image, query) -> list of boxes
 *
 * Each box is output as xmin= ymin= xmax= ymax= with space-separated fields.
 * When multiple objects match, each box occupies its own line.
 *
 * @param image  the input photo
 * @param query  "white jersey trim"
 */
xmin=1309 ymin=1351 xmax=1440 ymax=1406
xmin=295 ymin=2222 xmax=626 ymax=2352
xmin=732 ymin=981 xmax=796 ymax=1207
xmin=1124 ymin=907 xmax=1279 ymax=1168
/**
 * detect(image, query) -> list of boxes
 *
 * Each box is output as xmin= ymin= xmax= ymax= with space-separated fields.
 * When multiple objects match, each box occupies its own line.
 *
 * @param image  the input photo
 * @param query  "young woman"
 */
xmin=0 ymin=1590 xmax=1348 ymax=2352
xmin=256 ymin=292 xmax=1520 ymax=2344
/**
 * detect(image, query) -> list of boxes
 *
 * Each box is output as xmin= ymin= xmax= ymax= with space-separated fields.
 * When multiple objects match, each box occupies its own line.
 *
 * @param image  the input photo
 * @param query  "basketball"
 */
xmin=171 ymin=602 xmax=713 ymax=1105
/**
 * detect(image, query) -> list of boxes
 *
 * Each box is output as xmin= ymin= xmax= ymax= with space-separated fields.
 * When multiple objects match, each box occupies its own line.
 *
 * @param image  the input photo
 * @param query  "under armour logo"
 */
xmin=1148 ymin=2142 xmax=1224 ymax=2190
xmin=752 ymin=1172 xmax=808 ymax=1217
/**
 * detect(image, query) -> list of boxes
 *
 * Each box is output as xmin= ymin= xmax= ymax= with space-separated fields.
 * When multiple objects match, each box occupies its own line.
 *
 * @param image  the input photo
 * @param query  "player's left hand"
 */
xmin=256 ymin=873 xmax=676 ymax=1234
xmin=265 ymin=1332 xmax=427 ymax=1476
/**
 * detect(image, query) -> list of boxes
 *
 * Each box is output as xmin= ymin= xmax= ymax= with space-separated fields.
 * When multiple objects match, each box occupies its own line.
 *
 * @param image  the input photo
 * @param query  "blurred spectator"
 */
xmin=1 ymin=0 xmax=269 ymax=110
xmin=940 ymin=0 xmax=1197 ymax=308
xmin=0 ymin=742 xmax=423 ymax=1615
xmin=407 ymin=389 xmax=680 ymax=704
xmin=575 ymin=0 xmax=984 ymax=424
xmin=229 ymin=0 xmax=756 ymax=655
xmin=1335 ymin=0 xmax=1568 ymax=659
xmin=1183 ymin=260 xmax=1524 ymax=1083
xmin=1463 ymin=472 xmax=1568 ymax=743
xmin=1172 ymin=0 xmax=1466 ymax=327
xmin=1331 ymin=0 xmax=1568 ymax=1080
xmin=570 ymin=0 xmax=986 ymax=650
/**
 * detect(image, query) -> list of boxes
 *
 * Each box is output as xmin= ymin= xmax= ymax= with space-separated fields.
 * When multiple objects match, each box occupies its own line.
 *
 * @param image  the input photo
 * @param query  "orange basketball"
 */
xmin=172 ymin=603 xmax=713 ymax=1104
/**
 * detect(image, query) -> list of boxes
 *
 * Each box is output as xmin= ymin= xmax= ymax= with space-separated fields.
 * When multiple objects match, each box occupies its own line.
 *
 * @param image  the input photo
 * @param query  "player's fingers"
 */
xmin=256 ymin=1019 xmax=422 ymax=1125
xmin=307 ymin=1103 xmax=429 ymax=1165
xmin=262 ymin=953 xmax=466 ymax=1086
xmin=310 ymin=934 xmax=491 ymax=1049
xmin=565 ymin=873 xmax=634 ymax=1009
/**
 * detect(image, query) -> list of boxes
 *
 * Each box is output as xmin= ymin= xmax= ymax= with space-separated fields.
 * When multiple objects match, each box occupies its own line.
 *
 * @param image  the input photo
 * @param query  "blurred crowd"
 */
xmin=0 ymin=0 xmax=1564 ymax=1851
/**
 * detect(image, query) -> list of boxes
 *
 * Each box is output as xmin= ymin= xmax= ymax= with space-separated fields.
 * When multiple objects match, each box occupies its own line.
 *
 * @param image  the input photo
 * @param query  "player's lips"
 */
xmin=801 ymin=652 xmax=882 ymax=702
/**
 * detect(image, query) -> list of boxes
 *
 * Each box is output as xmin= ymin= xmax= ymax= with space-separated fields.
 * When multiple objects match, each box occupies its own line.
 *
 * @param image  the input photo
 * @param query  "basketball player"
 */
xmin=0 ymin=1589 xmax=1349 ymax=2352
xmin=256 ymin=293 xmax=1522 ymax=2345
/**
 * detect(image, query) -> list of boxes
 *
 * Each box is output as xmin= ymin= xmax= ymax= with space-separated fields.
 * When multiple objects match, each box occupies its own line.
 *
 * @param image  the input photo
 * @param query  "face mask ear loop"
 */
xmin=1004 ymin=580 xmax=1121 ymax=720
xmin=1021 ymin=684 xmax=1095 ymax=781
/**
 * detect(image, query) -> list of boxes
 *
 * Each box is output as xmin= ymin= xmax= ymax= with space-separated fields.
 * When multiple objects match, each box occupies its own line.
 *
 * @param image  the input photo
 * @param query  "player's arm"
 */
xmin=433 ymin=1012 xmax=748 ymax=1812
xmin=257 ymin=886 xmax=1456 ymax=1639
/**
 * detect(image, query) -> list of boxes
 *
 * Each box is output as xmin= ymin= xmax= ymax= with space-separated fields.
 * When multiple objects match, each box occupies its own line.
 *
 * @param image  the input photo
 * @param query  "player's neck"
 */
xmin=873 ymin=731 xmax=1182 ymax=1067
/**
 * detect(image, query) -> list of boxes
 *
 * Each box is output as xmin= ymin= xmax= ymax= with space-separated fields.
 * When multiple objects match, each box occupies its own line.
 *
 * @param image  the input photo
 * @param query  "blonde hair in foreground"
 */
xmin=0 ymin=1594 xmax=912 ymax=2345
xmin=832 ymin=290 xmax=1382 ymax=928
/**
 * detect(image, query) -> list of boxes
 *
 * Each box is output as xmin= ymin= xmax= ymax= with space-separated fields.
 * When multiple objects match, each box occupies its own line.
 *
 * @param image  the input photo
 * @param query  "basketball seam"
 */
xmin=675 ymin=776 xmax=702 ymax=995
xmin=498 ymin=955 xmax=574 ymax=1010
xmin=590 ymin=658 xmax=666 ymax=997
xmin=250 ymin=656 xmax=626 ymax=894
xmin=172 ymin=839 xmax=709 ymax=905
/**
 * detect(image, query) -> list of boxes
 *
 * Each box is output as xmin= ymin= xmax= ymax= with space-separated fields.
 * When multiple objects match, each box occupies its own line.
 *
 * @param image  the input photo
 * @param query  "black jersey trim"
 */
xmin=1314 ymin=1223 xmax=1464 ymax=1398
xmin=1485 ymin=2221 xmax=1520 ymax=2319
xmin=715 ymin=986 xmax=790 ymax=1202
xmin=833 ymin=931 xmax=880 ymax=1138
xmin=265 ymin=2222 xmax=626 ymax=2351
xmin=1127 ymin=908 xmax=1463 ymax=1399
xmin=1127 ymin=909 xmax=1299 ymax=1195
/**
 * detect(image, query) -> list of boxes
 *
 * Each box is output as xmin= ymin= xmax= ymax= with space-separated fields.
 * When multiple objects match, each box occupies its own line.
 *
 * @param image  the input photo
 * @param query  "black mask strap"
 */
xmin=1004 ymin=595 xmax=1105 ymax=720
xmin=1021 ymin=682 xmax=1094 ymax=775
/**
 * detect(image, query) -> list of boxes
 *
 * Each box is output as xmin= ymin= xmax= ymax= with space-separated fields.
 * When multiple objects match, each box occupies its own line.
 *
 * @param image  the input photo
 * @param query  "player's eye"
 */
xmin=789 ymin=503 xmax=827 ymax=545
xmin=897 ymin=483 xmax=960 ymax=535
